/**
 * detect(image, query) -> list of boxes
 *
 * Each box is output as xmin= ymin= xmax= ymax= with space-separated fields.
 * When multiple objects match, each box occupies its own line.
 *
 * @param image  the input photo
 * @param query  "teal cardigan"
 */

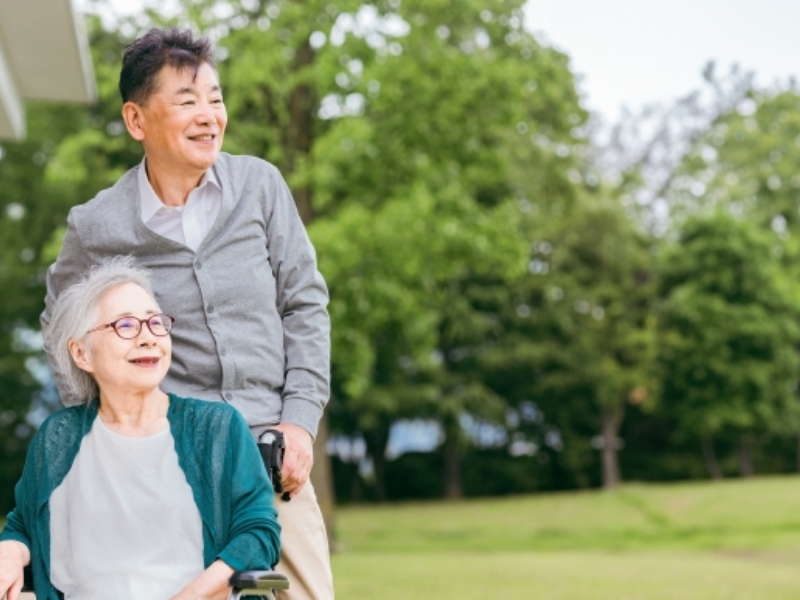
xmin=0 ymin=394 xmax=281 ymax=600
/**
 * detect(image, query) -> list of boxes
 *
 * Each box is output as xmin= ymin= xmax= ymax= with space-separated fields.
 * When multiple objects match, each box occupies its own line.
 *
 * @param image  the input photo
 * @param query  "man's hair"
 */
xmin=119 ymin=27 xmax=215 ymax=105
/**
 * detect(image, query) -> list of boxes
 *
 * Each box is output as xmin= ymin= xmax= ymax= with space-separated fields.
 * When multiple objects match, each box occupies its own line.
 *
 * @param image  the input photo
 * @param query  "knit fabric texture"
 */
xmin=0 ymin=394 xmax=281 ymax=600
xmin=41 ymin=152 xmax=330 ymax=438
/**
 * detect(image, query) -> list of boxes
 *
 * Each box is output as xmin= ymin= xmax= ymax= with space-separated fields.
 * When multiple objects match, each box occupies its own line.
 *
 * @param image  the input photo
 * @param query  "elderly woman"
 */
xmin=0 ymin=258 xmax=280 ymax=600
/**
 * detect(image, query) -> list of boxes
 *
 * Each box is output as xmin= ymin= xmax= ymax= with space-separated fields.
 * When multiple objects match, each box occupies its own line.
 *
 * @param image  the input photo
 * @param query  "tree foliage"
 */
xmin=5 ymin=1 xmax=800 ymax=511
xmin=475 ymin=193 xmax=658 ymax=489
xmin=658 ymin=213 xmax=800 ymax=476
xmin=669 ymin=87 xmax=800 ymax=232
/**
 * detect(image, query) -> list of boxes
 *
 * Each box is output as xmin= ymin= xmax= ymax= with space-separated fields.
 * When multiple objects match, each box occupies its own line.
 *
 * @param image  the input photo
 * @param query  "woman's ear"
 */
xmin=68 ymin=339 xmax=94 ymax=374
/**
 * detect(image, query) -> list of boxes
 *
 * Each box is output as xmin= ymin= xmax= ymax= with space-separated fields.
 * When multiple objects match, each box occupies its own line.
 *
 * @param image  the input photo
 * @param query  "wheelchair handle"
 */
xmin=230 ymin=569 xmax=290 ymax=590
xmin=228 ymin=569 xmax=290 ymax=600
xmin=258 ymin=429 xmax=291 ymax=502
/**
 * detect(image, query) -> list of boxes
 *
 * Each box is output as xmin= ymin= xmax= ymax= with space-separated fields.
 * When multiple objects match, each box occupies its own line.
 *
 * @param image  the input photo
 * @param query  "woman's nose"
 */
xmin=136 ymin=324 xmax=158 ymax=345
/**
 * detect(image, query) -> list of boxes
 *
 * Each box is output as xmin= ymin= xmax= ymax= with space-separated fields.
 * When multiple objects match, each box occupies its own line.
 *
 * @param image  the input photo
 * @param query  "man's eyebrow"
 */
xmin=175 ymin=84 xmax=221 ymax=94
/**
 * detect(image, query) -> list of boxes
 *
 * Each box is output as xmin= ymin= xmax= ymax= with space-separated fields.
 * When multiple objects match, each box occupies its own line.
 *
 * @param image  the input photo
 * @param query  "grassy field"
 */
xmin=332 ymin=476 xmax=800 ymax=599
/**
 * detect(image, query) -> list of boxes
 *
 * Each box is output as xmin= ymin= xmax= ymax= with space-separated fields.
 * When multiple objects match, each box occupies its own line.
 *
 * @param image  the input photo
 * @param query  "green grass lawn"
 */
xmin=332 ymin=476 xmax=800 ymax=599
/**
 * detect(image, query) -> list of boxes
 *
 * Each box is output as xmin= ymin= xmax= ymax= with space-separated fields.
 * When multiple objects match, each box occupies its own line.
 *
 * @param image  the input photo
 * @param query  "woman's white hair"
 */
xmin=44 ymin=256 xmax=155 ymax=403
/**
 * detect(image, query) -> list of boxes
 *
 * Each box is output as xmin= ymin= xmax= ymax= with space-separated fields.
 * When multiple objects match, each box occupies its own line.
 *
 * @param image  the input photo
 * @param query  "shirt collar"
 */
xmin=138 ymin=157 xmax=222 ymax=223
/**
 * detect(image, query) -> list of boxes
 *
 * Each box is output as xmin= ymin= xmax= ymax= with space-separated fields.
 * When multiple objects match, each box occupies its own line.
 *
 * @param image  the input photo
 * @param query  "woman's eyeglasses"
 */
xmin=86 ymin=314 xmax=175 ymax=339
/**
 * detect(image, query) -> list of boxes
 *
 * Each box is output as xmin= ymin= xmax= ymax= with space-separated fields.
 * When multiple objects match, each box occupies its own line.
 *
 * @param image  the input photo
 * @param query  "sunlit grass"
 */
xmin=332 ymin=476 xmax=800 ymax=599
xmin=335 ymin=476 xmax=800 ymax=552
xmin=333 ymin=550 xmax=800 ymax=600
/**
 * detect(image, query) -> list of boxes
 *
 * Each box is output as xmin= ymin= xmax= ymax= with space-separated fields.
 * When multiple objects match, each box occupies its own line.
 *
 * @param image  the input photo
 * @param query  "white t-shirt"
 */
xmin=49 ymin=418 xmax=204 ymax=600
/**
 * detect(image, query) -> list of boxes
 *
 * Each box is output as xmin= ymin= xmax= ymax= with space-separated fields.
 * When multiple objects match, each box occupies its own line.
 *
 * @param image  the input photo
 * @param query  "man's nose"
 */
xmin=196 ymin=101 xmax=217 ymax=126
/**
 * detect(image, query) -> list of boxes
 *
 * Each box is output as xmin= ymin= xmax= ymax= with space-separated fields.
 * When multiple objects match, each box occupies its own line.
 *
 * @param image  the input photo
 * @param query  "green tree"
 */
xmin=311 ymin=183 xmax=528 ymax=498
xmin=658 ymin=213 xmax=800 ymax=478
xmin=668 ymin=87 xmax=800 ymax=232
xmin=301 ymin=0 xmax=587 ymax=497
xmin=664 ymin=85 xmax=800 ymax=475
xmin=479 ymin=194 xmax=657 ymax=489
xmin=0 ymin=99 xmax=93 ymax=511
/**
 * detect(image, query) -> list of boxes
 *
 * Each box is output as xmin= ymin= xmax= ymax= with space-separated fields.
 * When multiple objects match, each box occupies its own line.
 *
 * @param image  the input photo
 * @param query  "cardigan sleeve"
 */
xmin=262 ymin=164 xmax=331 ymax=439
xmin=1 ymin=406 xmax=90 ymax=551
xmin=216 ymin=409 xmax=281 ymax=571
xmin=0 ymin=506 xmax=31 ymax=550
xmin=0 ymin=425 xmax=42 ymax=551
xmin=0 ymin=421 xmax=43 ymax=550
xmin=0 ymin=468 xmax=33 ymax=596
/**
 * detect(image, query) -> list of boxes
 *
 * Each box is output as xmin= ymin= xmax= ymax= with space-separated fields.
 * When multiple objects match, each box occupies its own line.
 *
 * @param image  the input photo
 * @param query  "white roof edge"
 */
xmin=0 ymin=0 xmax=97 ymax=139
xmin=0 ymin=39 xmax=24 ymax=140
xmin=69 ymin=0 xmax=98 ymax=103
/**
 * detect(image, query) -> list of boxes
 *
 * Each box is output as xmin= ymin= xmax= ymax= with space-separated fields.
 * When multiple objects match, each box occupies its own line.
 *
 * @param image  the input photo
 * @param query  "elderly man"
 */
xmin=41 ymin=28 xmax=333 ymax=600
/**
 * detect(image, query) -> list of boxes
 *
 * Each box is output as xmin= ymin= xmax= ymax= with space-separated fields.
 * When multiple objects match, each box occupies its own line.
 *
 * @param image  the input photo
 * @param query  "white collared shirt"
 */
xmin=138 ymin=157 xmax=222 ymax=252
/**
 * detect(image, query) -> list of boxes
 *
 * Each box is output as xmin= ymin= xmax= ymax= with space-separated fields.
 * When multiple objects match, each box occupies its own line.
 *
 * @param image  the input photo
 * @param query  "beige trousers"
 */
xmin=273 ymin=481 xmax=335 ymax=600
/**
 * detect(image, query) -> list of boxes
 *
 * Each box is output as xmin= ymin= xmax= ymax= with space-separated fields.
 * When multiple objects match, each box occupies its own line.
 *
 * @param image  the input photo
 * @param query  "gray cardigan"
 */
xmin=41 ymin=153 xmax=330 ymax=438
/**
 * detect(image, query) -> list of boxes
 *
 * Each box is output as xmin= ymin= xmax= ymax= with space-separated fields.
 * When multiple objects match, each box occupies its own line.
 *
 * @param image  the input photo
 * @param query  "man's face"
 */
xmin=126 ymin=62 xmax=227 ymax=177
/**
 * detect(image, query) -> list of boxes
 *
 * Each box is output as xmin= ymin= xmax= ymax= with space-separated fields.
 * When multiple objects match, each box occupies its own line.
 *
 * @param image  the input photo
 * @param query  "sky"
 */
xmin=524 ymin=0 xmax=800 ymax=122
xmin=78 ymin=0 xmax=800 ymax=123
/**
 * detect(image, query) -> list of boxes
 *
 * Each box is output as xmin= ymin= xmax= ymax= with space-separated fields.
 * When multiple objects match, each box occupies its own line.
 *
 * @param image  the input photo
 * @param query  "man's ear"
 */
xmin=122 ymin=101 xmax=146 ymax=142
xmin=68 ymin=339 xmax=94 ymax=374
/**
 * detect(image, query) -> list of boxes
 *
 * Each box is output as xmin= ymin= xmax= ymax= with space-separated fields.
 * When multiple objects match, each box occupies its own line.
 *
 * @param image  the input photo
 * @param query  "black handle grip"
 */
xmin=258 ymin=429 xmax=291 ymax=502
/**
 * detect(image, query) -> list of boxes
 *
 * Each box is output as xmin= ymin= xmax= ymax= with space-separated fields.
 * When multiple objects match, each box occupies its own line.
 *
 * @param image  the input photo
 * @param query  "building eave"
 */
xmin=0 ymin=0 xmax=97 ymax=141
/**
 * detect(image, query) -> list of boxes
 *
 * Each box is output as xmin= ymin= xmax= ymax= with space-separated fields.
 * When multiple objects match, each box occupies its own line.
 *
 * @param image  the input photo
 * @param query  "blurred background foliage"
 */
xmin=3 ymin=0 xmax=800 ymax=516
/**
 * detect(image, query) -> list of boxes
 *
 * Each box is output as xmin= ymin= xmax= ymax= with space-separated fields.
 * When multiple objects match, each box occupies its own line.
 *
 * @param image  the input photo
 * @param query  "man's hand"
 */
xmin=0 ymin=540 xmax=30 ymax=600
xmin=271 ymin=423 xmax=313 ymax=497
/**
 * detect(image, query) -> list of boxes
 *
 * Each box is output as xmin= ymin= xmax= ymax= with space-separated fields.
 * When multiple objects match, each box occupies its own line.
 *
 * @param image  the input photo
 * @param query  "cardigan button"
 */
xmin=207 ymin=304 xmax=215 ymax=313
xmin=194 ymin=260 xmax=202 ymax=270
xmin=224 ymin=392 xmax=233 ymax=401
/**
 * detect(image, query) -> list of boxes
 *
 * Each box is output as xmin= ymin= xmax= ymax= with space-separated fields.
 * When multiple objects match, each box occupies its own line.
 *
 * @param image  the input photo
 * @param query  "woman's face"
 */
xmin=70 ymin=282 xmax=172 ymax=397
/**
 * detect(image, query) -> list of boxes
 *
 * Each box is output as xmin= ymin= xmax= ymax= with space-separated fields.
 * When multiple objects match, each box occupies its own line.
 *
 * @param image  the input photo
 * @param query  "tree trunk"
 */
xmin=350 ymin=465 xmax=362 ymax=504
xmin=310 ymin=414 xmax=338 ymax=549
xmin=443 ymin=440 xmax=463 ymax=499
xmin=701 ymin=437 xmax=723 ymax=480
xmin=363 ymin=426 xmax=390 ymax=501
xmin=600 ymin=406 xmax=623 ymax=489
xmin=284 ymin=39 xmax=316 ymax=224
xmin=796 ymin=433 xmax=800 ymax=474
xmin=738 ymin=435 xmax=755 ymax=477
